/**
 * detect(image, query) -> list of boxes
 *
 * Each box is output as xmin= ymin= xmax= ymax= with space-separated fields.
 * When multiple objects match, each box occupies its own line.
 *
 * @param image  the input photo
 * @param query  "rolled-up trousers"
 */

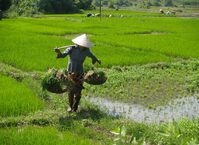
xmin=68 ymin=73 xmax=84 ymax=111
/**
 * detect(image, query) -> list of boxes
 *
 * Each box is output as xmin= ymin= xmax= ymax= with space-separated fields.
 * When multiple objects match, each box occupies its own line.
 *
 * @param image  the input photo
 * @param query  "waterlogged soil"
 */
xmin=84 ymin=60 xmax=199 ymax=108
xmin=86 ymin=96 xmax=199 ymax=123
xmin=1 ymin=60 xmax=199 ymax=124
xmin=84 ymin=60 xmax=199 ymax=123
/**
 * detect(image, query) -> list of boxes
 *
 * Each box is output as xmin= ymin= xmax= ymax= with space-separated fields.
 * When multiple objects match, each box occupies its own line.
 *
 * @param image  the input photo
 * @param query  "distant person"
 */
xmin=159 ymin=9 xmax=164 ymax=14
xmin=95 ymin=13 xmax=101 ymax=17
xmin=54 ymin=34 xmax=101 ymax=112
xmin=87 ymin=13 xmax=94 ymax=17
xmin=166 ymin=11 xmax=171 ymax=15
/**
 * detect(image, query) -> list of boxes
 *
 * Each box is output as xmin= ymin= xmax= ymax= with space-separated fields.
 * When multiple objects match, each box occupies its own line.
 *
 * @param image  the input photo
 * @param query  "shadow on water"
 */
xmin=85 ymin=96 xmax=199 ymax=124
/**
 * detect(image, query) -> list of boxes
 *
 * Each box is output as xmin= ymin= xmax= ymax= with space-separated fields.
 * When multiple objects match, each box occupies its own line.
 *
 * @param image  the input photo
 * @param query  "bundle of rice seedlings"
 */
xmin=42 ymin=69 xmax=74 ymax=94
xmin=84 ymin=70 xmax=107 ymax=85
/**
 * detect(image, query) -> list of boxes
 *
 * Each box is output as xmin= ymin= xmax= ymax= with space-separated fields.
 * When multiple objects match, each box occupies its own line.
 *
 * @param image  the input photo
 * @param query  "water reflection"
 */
xmin=85 ymin=96 xmax=199 ymax=123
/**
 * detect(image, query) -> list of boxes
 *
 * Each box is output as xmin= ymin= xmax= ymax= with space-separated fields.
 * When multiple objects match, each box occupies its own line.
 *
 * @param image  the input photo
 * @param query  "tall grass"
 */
xmin=0 ymin=74 xmax=43 ymax=117
xmin=0 ymin=11 xmax=199 ymax=71
xmin=0 ymin=126 xmax=97 ymax=145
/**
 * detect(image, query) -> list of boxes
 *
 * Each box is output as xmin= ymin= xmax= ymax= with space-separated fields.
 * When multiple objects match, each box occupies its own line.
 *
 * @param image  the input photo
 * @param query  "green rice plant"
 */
xmin=0 ymin=10 xmax=199 ymax=71
xmin=42 ymin=69 xmax=74 ymax=94
xmin=0 ymin=126 xmax=97 ymax=145
xmin=84 ymin=70 xmax=107 ymax=85
xmin=0 ymin=74 xmax=43 ymax=117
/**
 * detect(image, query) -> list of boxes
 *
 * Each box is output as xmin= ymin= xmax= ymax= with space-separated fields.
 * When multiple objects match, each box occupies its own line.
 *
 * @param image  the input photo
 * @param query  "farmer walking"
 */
xmin=54 ymin=34 xmax=101 ymax=112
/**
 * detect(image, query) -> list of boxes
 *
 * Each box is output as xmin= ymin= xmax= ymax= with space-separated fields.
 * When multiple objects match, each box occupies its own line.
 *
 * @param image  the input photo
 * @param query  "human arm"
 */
xmin=55 ymin=46 xmax=73 ymax=58
xmin=87 ymin=49 xmax=101 ymax=65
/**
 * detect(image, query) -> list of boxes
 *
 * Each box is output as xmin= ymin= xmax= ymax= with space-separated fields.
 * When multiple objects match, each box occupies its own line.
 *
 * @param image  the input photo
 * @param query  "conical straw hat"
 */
xmin=72 ymin=34 xmax=94 ymax=48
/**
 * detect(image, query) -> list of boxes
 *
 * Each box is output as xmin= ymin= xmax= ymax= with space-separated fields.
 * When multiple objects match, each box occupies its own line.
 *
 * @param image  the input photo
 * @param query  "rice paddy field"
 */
xmin=0 ymin=10 xmax=199 ymax=71
xmin=0 ymin=9 xmax=199 ymax=145
xmin=0 ymin=74 xmax=43 ymax=117
xmin=0 ymin=126 xmax=97 ymax=145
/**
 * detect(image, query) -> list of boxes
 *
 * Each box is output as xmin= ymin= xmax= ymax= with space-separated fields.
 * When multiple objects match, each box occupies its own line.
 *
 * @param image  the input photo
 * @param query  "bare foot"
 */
xmin=67 ymin=107 xmax=73 ymax=113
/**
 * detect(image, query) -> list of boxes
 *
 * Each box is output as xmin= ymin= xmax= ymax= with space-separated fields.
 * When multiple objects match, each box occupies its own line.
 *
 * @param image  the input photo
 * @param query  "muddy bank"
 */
xmin=85 ymin=96 xmax=199 ymax=123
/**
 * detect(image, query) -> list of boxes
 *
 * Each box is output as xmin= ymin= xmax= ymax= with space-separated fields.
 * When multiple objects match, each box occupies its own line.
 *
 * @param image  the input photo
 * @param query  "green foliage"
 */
xmin=84 ymin=70 xmax=107 ymax=85
xmin=94 ymin=0 xmax=132 ymax=8
xmin=6 ymin=0 xmax=39 ymax=17
xmin=0 ymin=9 xmax=2 ymax=20
xmin=5 ymin=0 xmax=94 ymax=16
xmin=42 ymin=69 xmax=74 ymax=94
xmin=0 ymin=0 xmax=12 ymax=11
xmin=75 ymin=0 xmax=93 ymax=10
xmin=42 ymin=72 xmax=63 ymax=92
xmin=111 ymin=125 xmax=139 ymax=145
xmin=183 ymin=0 xmax=199 ymax=6
xmin=186 ymin=74 xmax=199 ymax=93
xmin=112 ymin=119 xmax=199 ymax=145
xmin=164 ymin=0 xmax=173 ymax=6
xmin=151 ymin=0 xmax=161 ymax=6
xmin=38 ymin=0 xmax=79 ymax=14
xmin=151 ymin=119 xmax=199 ymax=144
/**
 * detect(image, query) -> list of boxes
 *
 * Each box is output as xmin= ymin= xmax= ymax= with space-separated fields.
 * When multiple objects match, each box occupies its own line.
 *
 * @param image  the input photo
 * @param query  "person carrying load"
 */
xmin=54 ymin=34 xmax=101 ymax=112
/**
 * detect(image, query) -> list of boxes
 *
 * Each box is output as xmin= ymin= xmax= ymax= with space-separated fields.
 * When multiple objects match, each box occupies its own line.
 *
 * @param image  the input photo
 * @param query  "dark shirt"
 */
xmin=57 ymin=46 xmax=98 ymax=73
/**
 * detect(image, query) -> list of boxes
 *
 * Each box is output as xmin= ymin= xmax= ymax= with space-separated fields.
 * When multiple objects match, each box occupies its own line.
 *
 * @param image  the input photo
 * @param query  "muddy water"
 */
xmin=85 ymin=96 xmax=199 ymax=123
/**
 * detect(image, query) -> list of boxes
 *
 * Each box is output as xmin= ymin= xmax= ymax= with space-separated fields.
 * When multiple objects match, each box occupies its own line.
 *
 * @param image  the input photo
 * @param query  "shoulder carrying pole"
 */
xmin=54 ymin=45 xmax=75 ymax=50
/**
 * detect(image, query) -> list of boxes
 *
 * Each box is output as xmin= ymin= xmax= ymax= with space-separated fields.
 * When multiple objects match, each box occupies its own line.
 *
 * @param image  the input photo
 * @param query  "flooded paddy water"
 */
xmin=85 ymin=96 xmax=199 ymax=124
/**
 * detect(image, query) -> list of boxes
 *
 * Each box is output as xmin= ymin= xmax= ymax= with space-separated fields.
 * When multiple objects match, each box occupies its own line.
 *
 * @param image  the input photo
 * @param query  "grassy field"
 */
xmin=0 ymin=10 xmax=199 ymax=71
xmin=0 ymin=9 xmax=199 ymax=145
